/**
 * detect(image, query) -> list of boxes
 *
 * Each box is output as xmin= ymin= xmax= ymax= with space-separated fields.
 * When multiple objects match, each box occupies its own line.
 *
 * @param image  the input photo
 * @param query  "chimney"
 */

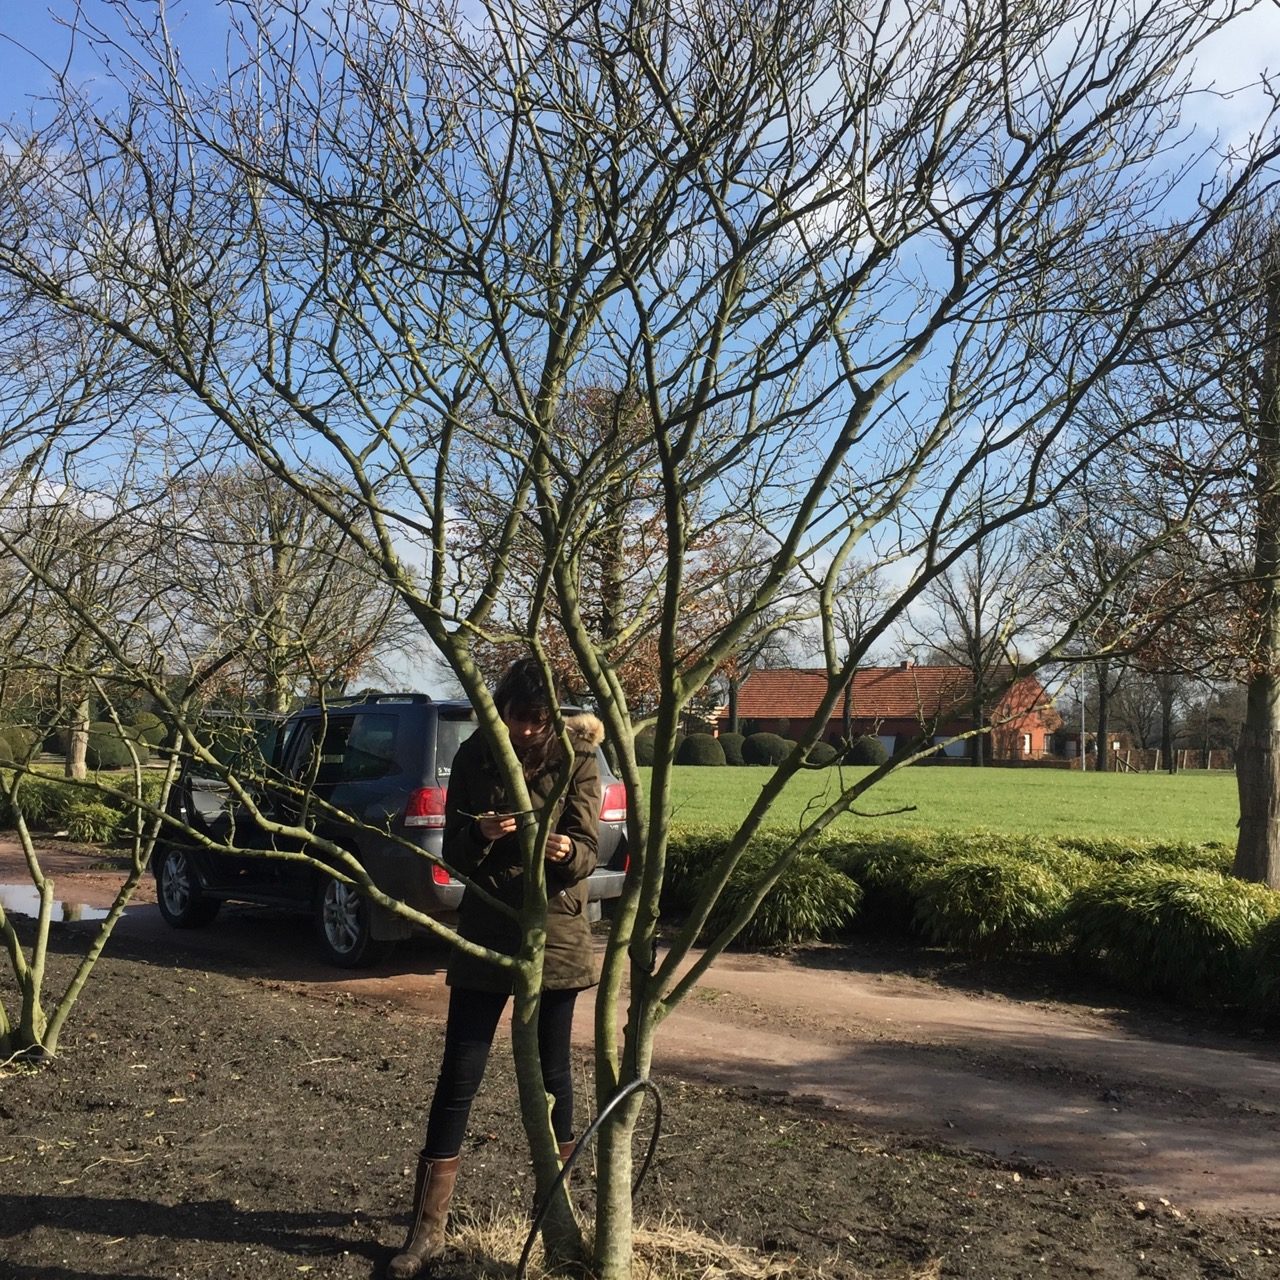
xmin=899 ymin=659 xmax=911 ymax=670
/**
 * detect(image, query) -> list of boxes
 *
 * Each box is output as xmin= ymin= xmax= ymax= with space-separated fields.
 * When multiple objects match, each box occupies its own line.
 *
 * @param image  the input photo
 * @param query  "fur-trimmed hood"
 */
xmin=565 ymin=712 xmax=605 ymax=752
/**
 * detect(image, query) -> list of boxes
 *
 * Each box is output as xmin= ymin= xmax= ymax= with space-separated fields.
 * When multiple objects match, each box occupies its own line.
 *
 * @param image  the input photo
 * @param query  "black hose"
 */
xmin=517 ymin=1077 xmax=663 ymax=1280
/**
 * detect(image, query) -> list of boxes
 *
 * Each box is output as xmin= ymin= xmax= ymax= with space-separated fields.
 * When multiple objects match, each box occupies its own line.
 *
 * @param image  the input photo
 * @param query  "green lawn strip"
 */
xmin=650 ymin=764 xmax=1237 ymax=845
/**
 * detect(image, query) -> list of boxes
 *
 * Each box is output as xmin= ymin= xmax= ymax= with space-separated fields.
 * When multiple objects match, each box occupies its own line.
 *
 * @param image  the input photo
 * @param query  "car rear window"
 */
xmin=434 ymin=710 xmax=476 ymax=778
xmin=286 ymin=712 xmax=401 ymax=784
xmin=343 ymin=713 xmax=400 ymax=780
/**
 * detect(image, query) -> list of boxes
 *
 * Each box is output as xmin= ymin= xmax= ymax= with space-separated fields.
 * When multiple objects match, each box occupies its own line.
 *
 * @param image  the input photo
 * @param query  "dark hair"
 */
xmin=493 ymin=657 xmax=554 ymax=719
xmin=493 ymin=657 xmax=562 ymax=777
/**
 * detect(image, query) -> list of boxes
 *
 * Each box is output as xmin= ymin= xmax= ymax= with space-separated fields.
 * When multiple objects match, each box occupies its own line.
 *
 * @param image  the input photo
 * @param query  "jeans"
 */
xmin=422 ymin=985 xmax=579 ymax=1158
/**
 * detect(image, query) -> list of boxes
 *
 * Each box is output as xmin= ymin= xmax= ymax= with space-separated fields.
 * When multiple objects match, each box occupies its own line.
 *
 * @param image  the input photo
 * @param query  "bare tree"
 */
xmin=155 ymin=462 xmax=418 ymax=712
xmin=1110 ymin=666 xmax=1188 ymax=758
xmin=1 ymin=1 xmax=1277 ymax=1273
xmin=906 ymin=523 xmax=1036 ymax=764
xmin=1110 ymin=213 xmax=1280 ymax=873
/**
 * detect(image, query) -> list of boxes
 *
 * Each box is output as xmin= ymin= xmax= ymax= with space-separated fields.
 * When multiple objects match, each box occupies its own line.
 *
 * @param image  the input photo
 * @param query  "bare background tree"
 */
xmin=153 ymin=461 xmax=419 ymax=712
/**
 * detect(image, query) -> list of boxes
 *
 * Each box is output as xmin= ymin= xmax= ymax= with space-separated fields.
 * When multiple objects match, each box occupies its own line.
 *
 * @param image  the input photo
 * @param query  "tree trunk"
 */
xmin=65 ymin=696 xmax=89 ymax=781
xmin=1234 ymin=235 xmax=1280 ymax=888
xmin=1160 ymin=681 xmax=1176 ymax=774
xmin=511 ymin=980 xmax=584 ymax=1268
xmin=1235 ymin=676 xmax=1280 ymax=885
xmin=592 ymin=1093 xmax=642 ymax=1280
xmin=728 ymin=677 xmax=740 ymax=735
xmin=1095 ymin=659 xmax=1111 ymax=773
xmin=971 ymin=680 xmax=986 ymax=766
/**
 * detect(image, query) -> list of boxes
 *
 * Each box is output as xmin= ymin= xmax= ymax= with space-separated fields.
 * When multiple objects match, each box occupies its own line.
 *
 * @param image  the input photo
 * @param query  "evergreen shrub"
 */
xmin=806 ymin=741 xmax=838 ymax=766
xmin=742 ymin=732 xmax=790 ymax=765
xmin=677 ymin=734 xmax=726 ymax=766
xmin=86 ymin=723 xmax=150 ymax=771
xmin=845 ymin=735 xmax=888 ymax=765
xmin=718 ymin=732 xmax=745 ymax=766
xmin=634 ymin=731 xmax=686 ymax=766
xmin=131 ymin=711 xmax=168 ymax=746
xmin=1065 ymin=866 xmax=1280 ymax=1005
xmin=0 ymin=727 xmax=40 ymax=763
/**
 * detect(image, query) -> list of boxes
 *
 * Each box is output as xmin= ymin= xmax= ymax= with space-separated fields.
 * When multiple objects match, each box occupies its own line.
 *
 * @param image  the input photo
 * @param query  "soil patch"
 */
xmin=4 ymin=917 xmax=1280 ymax=1280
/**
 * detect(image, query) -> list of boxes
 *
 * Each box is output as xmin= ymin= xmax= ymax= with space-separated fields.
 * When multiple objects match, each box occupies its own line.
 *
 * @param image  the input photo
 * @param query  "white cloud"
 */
xmin=1183 ymin=3 xmax=1280 ymax=147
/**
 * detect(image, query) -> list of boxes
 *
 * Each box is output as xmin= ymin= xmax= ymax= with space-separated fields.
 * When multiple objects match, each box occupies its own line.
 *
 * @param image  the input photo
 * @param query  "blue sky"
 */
xmin=2 ymin=1 xmax=1278 ymax=694
xmin=3 ymin=1 xmax=1278 ymax=135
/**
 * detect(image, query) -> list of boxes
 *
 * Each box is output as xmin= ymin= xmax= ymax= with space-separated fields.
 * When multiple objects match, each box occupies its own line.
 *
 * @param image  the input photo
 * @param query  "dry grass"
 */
xmin=444 ymin=1207 xmax=941 ymax=1280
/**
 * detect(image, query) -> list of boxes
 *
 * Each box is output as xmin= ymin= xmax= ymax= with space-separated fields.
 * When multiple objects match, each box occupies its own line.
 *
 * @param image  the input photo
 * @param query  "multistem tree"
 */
xmin=2 ymin=2 xmax=1278 ymax=1274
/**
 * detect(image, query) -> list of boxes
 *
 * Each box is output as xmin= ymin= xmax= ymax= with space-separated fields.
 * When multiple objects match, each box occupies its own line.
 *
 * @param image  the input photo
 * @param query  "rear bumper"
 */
xmin=587 ymin=867 xmax=625 ymax=901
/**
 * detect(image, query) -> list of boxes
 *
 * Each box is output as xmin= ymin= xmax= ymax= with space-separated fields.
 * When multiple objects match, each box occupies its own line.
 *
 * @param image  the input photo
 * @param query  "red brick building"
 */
xmin=719 ymin=663 xmax=1062 ymax=760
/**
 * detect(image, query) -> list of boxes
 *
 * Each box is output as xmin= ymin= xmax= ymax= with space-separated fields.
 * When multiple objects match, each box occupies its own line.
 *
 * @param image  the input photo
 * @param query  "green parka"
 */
xmin=442 ymin=713 xmax=603 ymax=993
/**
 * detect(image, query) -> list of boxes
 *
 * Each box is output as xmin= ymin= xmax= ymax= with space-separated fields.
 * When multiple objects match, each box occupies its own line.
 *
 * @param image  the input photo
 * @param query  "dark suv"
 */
xmin=151 ymin=694 xmax=629 ymax=966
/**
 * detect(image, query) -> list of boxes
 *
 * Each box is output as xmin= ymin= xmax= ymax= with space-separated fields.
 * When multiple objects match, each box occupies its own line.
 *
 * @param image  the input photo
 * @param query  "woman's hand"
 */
xmin=545 ymin=832 xmax=573 ymax=865
xmin=477 ymin=812 xmax=518 ymax=841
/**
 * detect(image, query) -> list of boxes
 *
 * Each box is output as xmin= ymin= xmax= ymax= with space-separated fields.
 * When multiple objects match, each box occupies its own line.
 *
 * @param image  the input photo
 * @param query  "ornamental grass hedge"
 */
xmin=1064 ymin=865 xmax=1280 ymax=1005
xmin=912 ymin=852 xmax=1072 ymax=956
xmin=661 ymin=828 xmax=861 ymax=948
xmin=0 ymin=771 xmax=166 ymax=841
xmin=659 ymin=824 xmax=1280 ymax=1014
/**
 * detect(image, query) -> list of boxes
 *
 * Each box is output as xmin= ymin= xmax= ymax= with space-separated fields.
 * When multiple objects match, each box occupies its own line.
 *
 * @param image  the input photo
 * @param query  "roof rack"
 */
xmin=300 ymin=691 xmax=434 ymax=709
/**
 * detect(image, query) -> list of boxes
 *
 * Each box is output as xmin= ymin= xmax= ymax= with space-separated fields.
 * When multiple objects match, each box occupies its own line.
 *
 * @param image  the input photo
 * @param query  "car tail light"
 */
xmin=431 ymin=862 xmax=453 ymax=885
xmin=600 ymin=781 xmax=627 ymax=824
xmin=404 ymin=785 xmax=447 ymax=828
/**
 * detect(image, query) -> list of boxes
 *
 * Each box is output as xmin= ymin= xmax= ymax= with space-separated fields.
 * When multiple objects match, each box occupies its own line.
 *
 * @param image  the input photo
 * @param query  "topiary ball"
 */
xmin=742 ymin=732 xmax=789 ymax=765
xmin=845 ymin=735 xmax=888 ymax=765
xmin=677 ymin=733 xmax=726 ymax=766
xmin=85 ymin=722 xmax=151 ymax=770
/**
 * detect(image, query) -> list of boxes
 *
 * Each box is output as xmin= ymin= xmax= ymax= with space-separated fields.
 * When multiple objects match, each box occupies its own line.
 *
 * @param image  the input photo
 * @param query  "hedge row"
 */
xmin=661 ymin=826 xmax=1280 ymax=1014
xmin=637 ymin=731 xmax=886 ymax=767
xmin=0 ymin=772 xmax=169 ymax=844
xmin=0 ymin=718 xmax=165 ymax=768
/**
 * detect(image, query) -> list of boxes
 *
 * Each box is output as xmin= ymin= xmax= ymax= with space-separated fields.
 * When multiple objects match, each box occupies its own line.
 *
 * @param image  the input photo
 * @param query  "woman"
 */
xmin=388 ymin=658 xmax=602 ymax=1279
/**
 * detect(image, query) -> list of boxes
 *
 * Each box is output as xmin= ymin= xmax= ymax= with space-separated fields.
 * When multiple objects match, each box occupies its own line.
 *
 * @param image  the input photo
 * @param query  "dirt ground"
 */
xmin=4 ymin=845 xmax=1280 ymax=1279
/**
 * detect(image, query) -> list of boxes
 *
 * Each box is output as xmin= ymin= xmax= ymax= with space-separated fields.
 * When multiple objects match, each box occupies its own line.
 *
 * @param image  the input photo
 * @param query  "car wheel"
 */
xmin=314 ymin=875 xmax=392 ymax=969
xmin=155 ymin=847 xmax=220 ymax=928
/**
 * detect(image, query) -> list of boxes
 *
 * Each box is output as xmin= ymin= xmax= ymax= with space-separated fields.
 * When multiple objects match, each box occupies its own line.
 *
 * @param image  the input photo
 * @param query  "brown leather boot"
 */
xmin=557 ymin=1138 xmax=581 ymax=1194
xmin=387 ymin=1153 xmax=460 ymax=1280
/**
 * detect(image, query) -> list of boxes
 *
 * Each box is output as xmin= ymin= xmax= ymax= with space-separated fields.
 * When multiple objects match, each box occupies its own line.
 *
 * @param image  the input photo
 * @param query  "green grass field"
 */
xmin=648 ymin=765 xmax=1238 ymax=846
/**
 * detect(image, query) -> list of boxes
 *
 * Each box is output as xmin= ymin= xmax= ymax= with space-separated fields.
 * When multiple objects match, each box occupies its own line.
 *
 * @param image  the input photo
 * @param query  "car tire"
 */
xmin=314 ymin=874 xmax=392 ymax=969
xmin=155 ymin=847 xmax=221 ymax=928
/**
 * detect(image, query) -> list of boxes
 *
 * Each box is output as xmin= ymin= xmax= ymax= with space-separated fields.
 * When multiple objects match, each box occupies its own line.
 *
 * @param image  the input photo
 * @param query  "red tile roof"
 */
xmin=732 ymin=665 xmax=1019 ymax=722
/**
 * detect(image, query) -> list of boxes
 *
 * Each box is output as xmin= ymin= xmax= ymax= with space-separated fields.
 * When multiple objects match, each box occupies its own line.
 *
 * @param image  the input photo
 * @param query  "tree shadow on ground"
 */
xmin=6 ymin=905 xmax=452 ymax=990
xmin=0 ymin=1191 xmax=383 ymax=1264
xmin=787 ymin=937 xmax=1278 ymax=1051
